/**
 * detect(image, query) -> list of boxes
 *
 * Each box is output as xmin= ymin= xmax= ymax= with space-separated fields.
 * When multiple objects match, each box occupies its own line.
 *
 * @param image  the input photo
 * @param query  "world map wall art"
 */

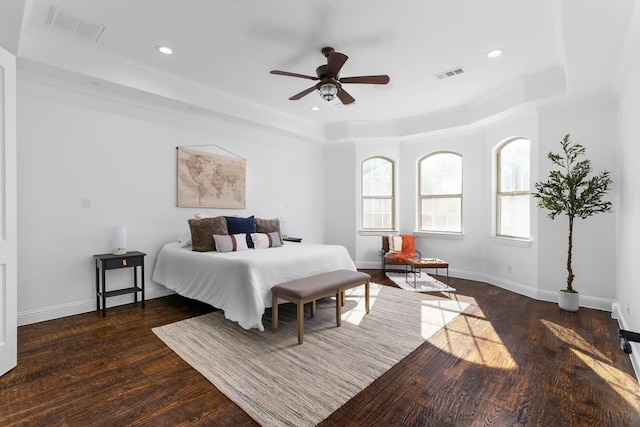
xmin=177 ymin=146 xmax=246 ymax=209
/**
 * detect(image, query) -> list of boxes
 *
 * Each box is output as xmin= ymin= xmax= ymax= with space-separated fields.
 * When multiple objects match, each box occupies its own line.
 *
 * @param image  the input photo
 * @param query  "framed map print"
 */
xmin=177 ymin=146 xmax=246 ymax=209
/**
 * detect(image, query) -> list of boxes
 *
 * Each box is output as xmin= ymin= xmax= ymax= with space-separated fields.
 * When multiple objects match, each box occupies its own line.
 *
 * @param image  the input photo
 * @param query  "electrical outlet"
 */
xmin=507 ymin=265 xmax=512 ymax=274
xmin=82 ymin=197 xmax=92 ymax=209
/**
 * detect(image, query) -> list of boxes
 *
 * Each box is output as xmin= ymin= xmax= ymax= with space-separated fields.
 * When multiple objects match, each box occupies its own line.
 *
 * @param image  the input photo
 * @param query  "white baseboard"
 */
xmin=611 ymin=303 xmax=640 ymax=382
xmin=18 ymin=285 xmax=174 ymax=326
xmin=356 ymin=260 xmax=384 ymax=270
xmin=355 ymin=262 xmax=615 ymax=312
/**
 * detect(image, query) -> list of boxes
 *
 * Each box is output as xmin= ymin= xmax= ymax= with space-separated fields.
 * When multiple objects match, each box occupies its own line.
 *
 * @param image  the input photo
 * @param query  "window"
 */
xmin=419 ymin=152 xmax=462 ymax=233
xmin=497 ymin=138 xmax=530 ymax=238
xmin=361 ymin=157 xmax=394 ymax=230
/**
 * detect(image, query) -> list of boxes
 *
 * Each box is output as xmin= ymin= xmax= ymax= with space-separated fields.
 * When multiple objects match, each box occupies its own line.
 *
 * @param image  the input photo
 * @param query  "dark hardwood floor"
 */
xmin=1 ymin=271 xmax=639 ymax=426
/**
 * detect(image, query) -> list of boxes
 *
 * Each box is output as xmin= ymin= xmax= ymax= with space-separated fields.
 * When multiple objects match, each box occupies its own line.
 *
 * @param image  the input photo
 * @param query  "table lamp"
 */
xmin=111 ymin=226 xmax=127 ymax=255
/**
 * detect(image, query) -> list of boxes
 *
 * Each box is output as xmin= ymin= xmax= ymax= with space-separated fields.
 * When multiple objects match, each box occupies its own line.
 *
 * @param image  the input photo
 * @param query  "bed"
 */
xmin=151 ymin=241 xmax=356 ymax=331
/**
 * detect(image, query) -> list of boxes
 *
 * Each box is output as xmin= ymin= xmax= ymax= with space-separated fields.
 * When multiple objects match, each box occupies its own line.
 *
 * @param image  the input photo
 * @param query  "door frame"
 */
xmin=0 ymin=45 xmax=18 ymax=377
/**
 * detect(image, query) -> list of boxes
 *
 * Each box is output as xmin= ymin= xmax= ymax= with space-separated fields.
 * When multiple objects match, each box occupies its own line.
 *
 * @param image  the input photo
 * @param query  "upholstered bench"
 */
xmin=271 ymin=270 xmax=371 ymax=344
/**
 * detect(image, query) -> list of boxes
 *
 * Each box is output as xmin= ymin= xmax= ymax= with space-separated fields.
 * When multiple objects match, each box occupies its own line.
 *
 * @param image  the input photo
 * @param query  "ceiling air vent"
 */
xmin=435 ymin=67 xmax=465 ymax=80
xmin=47 ymin=6 xmax=105 ymax=42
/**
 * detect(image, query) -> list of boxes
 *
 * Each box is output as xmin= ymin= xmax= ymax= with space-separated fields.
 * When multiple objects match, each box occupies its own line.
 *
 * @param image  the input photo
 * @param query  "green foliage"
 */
xmin=532 ymin=134 xmax=613 ymax=291
xmin=533 ymin=134 xmax=613 ymax=220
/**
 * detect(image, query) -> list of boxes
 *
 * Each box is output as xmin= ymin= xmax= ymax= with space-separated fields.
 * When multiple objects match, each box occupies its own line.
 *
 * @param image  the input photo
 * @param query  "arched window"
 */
xmin=361 ymin=157 xmax=394 ymax=230
xmin=496 ymin=138 xmax=530 ymax=238
xmin=419 ymin=152 xmax=462 ymax=233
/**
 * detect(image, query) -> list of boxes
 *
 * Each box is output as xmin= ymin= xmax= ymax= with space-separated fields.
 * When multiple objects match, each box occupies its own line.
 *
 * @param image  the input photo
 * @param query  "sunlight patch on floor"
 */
xmin=572 ymin=349 xmax=640 ymax=408
xmin=542 ymin=319 xmax=609 ymax=360
xmin=430 ymin=296 xmax=517 ymax=370
xmin=542 ymin=319 xmax=640 ymax=408
xmin=420 ymin=299 xmax=468 ymax=340
xmin=341 ymin=283 xmax=381 ymax=326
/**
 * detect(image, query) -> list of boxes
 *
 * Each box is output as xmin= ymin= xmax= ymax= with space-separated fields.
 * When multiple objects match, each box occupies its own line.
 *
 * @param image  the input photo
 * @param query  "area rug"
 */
xmin=153 ymin=283 xmax=468 ymax=427
xmin=386 ymin=271 xmax=457 ymax=293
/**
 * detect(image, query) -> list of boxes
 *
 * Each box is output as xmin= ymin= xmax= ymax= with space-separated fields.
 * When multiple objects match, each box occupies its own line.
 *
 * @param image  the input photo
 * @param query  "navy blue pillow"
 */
xmin=225 ymin=216 xmax=256 ymax=248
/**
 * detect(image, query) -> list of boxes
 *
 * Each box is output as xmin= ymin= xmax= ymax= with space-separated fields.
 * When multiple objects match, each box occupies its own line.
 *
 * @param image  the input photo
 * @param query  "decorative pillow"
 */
xmin=188 ymin=216 xmax=229 ymax=252
xmin=251 ymin=232 xmax=283 ymax=249
xmin=388 ymin=235 xmax=403 ymax=253
xmin=225 ymin=216 xmax=256 ymax=248
xmin=213 ymin=234 xmax=249 ymax=253
xmin=255 ymin=217 xmax=283 ymax=244
xmin=194 ymin=212 xmax=213 ymax=219
xmin=178 ymin=231 xmax=192 ymax=248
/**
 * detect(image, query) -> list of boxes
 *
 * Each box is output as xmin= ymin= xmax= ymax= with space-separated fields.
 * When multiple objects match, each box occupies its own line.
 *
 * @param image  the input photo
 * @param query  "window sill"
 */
xmin=490 ymin=236 xmax=532 ymax=248
xmin=359 ymin=230 xmax=397 ymax=236
xmin=414 ymin=231 xmax=464 ymax=240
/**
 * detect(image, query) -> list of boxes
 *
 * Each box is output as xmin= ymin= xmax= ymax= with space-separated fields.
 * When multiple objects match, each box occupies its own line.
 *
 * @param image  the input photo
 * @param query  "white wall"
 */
xmin=483 ymin=112 xmax=539 ymax=297
xmin=17 ymin=74 xmax=326 ymax=325
xmin=338 ymin=100 xmax=617 ymax=311
xmin=324 ymin=142 xmax=357 ymax=258
xmin=399 ymin=130 xmax=486 ymax=278
xmin=383 ymin=113 xmax=540 ymax=297
xmin=616 ymin=29 xmax=640 ymax=369
xmin=537 ymin=96 xmax=618 ymax=307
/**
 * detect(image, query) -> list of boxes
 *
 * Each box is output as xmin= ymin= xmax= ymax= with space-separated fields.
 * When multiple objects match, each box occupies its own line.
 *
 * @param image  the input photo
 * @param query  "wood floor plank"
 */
xmin=1 ymin=271 xmax=639 ymax=426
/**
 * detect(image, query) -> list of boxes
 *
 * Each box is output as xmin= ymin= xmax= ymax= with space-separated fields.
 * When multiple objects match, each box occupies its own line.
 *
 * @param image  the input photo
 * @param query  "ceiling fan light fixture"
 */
xmin=317 ymin=83 xmax=338 ymax=101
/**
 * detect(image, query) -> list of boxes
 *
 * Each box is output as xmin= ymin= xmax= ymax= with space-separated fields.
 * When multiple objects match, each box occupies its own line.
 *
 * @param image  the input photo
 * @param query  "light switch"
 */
xmin=82 ymin=197 xmax=92 ymax=208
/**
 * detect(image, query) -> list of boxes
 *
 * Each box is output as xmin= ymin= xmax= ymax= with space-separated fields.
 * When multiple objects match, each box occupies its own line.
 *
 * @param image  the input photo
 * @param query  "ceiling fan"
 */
xmin=270 ymin=47 xmax=390 ymax=105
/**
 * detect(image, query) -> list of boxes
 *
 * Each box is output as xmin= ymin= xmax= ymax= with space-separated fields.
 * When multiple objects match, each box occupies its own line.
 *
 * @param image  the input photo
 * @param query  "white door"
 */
xmin=0 ymin=46 xmax=17 ymax=376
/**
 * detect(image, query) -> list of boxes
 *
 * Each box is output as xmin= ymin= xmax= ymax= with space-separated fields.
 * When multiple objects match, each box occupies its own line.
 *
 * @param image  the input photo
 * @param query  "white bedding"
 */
xmin=151 ymin=241 xmax=356 ymax=331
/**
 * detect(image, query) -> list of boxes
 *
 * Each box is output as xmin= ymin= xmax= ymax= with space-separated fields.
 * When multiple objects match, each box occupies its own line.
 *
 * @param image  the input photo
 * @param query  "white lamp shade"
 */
xmin=280 ymin=220 xmax=289 ymax=239
xmin=111 ymin=226 xmax=127 ymax=255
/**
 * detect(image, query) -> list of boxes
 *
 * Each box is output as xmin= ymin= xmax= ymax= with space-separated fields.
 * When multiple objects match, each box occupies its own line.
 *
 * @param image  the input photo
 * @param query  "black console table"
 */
xmin=283 ymin=237 xmax=302 ymax=243
xmin=94 ymin=251 xmax=146 ymax=317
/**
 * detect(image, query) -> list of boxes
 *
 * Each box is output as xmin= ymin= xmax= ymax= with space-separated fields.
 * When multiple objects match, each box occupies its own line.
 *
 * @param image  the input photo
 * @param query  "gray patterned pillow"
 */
xmin=254 ymin=217 xmax=282 ymax=244
xmin=251 ymin=232 xmax=283 ymax=249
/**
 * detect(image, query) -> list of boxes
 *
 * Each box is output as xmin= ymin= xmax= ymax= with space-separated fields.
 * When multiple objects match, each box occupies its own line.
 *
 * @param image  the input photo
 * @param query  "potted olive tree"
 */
xmin=532 ymin=134 xmax=613 ymax=311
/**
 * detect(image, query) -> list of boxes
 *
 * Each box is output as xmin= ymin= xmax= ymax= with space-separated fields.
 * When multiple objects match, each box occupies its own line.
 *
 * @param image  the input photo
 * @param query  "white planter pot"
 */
xmin=558 ymin=290 xmax=580 ymax=312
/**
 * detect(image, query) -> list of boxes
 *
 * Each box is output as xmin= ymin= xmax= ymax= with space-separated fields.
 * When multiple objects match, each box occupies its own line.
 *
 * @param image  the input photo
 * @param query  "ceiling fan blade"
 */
xmin=270 ymin=70 xmax=318 ymax=80
xmin=337 ymin=88 xmax=356 ymax=105
xmin=326 ymin=52 xmax=349 ymax=76
xmin=289 ymin=85 xmax=317 ymax=100
xmin=339 ymin=75 xmax=390 ymax=85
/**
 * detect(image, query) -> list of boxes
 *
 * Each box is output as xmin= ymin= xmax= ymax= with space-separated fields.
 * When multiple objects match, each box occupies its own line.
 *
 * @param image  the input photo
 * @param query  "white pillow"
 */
xmin=251 ymin=232 xmax=283 ymax=249
xmin=178 ymin=231 xmax=192 ymax=248
xmin=213 ymin=233 xmax=249 ymax=252
xmin=388 ymin=235 xmax=403 ymax=253
xmin=194 ymin=212 xmax=213 ymax=219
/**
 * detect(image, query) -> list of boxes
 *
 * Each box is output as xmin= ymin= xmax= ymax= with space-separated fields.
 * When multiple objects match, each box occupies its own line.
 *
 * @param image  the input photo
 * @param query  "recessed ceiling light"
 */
xmin=311 ymin=106 xmax=320 ymax=111
xmin=156 ymin=45 xmax=173 ymax=55
xmin=487 ymin=48 xmax=504 ymax=58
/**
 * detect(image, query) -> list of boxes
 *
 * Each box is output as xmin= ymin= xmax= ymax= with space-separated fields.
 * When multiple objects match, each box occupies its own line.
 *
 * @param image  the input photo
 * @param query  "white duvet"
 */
xmin=151 ymin=241 xmax=356 ymax=331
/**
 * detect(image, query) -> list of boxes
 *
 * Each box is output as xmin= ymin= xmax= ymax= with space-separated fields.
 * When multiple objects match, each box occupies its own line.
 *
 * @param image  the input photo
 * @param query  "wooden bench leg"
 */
xmin=365 ymin=280 xmax=370 ymax=313
xmin=336 ymin=291 xmax=341 ymax=327
xmin=297 ymin=301 xmax=304 ymax=345
xmin=272 ymin=292 xmax=279 ymax=332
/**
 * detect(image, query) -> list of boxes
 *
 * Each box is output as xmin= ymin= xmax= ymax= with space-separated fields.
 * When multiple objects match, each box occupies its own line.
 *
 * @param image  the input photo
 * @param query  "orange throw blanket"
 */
xmin=395 ymin=234 xmax=416 ymax=262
